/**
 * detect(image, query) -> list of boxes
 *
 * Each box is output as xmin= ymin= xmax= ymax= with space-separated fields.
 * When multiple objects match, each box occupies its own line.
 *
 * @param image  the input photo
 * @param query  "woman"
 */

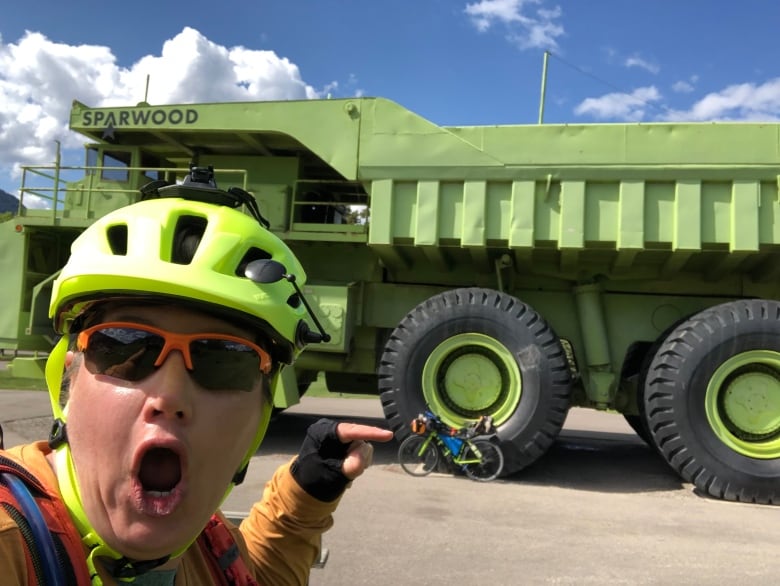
xmin=0 ymin=170 xmax=392 ymax=585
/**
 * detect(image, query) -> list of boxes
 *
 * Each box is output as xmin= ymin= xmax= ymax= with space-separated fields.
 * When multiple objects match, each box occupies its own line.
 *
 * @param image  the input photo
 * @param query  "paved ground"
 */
xmin=2 ymin=391 xmax=779 ymax=585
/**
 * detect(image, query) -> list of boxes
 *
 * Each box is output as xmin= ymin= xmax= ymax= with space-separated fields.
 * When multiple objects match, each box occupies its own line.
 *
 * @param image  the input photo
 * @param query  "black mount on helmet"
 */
xmin=140 ymin=164 xmax=270 ymax=229
xmin=244 ymin=259 xmax=332 ymax=345
xmin=139 ymin=164 xmax=330 ymax=346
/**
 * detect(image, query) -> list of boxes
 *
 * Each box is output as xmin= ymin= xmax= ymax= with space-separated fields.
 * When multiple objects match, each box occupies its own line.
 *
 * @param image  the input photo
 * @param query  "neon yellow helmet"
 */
xmin=51 ymin=198 xmax=310 ymax=363
xmin=45 ymin=169 xmax=320 ymax=579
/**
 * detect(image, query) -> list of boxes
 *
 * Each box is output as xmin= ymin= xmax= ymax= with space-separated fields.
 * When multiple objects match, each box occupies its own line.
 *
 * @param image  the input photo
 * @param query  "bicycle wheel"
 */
xmin=462 ymin=439 xmax=504 ymax=482
xmin=398 ymin=435 xmax=440 ymax=476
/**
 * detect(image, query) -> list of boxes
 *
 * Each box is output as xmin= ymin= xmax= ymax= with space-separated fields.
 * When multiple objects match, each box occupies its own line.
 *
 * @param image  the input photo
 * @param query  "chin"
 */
xmin=109 ymin=516 xmax=197 ymax=561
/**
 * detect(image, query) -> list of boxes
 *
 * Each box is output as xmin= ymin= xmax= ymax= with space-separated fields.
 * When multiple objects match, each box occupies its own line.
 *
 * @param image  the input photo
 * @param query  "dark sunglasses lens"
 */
xmin=189 ymin=339 xmax=261 ymax=392
xmin=84 ymin=328 xmax=162 ymax=381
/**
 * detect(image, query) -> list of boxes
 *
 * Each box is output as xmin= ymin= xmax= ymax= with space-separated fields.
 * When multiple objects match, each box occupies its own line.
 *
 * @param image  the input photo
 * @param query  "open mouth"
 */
xmin=138 ymin=447 xmax=182 ymax=496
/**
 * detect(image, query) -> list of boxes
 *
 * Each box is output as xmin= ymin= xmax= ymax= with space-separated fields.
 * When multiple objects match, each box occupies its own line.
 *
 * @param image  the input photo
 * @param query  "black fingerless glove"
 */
xmin=290 ymin=418 xmax=351 ymax=502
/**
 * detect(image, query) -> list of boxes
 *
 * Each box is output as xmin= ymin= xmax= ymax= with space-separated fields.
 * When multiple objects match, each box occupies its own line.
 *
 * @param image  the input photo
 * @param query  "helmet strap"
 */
xmin=227 ymin=389 xmax=273 ymax=488
xmin=45 ymin=336 xmax=70 ymax=424
xmin=55 ymin=445 xmax=175 ymax=582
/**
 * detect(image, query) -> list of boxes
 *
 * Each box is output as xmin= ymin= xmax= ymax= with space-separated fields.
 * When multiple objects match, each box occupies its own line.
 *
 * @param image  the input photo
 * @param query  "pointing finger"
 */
xmin=336 ymin=423 xmax=394 ymax=444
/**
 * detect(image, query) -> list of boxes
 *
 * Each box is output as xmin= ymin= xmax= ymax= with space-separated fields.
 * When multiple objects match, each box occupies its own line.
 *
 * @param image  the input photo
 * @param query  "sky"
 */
xmin=2 ymin=0 xmax=780 ymax=197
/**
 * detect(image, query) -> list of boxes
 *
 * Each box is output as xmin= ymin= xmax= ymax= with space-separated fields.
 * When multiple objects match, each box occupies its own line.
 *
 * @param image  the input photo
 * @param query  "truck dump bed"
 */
xmin=66 ymin=97 xmax=780 ymax=289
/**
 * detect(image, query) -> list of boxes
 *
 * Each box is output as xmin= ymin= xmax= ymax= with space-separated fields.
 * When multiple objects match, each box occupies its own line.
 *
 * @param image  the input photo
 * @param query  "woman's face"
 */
xmin=62 ymin=304 xmax=266 ymax=560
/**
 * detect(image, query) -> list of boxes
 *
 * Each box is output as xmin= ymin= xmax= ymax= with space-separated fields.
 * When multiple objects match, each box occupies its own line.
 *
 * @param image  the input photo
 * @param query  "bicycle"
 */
xmin=398 ymin=411 xmax=504 ymax=482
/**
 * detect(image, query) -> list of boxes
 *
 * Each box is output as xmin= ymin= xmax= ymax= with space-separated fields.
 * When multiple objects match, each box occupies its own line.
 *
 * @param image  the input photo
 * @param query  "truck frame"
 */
xmin=2 ymin=96 xmax=779 ymax=504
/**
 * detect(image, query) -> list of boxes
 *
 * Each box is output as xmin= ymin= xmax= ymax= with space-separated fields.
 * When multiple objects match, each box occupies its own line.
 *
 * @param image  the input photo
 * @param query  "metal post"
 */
xmin=538 ymin=50 xmax=549 ymax=125
xmin=52 ymin=140 xmax=61 ymax=221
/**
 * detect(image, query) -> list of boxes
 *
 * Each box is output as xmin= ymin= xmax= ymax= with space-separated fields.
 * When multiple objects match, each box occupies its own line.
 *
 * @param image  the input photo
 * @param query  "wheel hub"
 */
xmin=422 ymin=333 xmax=522 ymax=427
xmin=441 ymin=350 xmax=504 ymax=414
xmin=705 ymin=351 xmax=780 ymax=458
xmin=721 ymin=365 xmax=780 ymax=441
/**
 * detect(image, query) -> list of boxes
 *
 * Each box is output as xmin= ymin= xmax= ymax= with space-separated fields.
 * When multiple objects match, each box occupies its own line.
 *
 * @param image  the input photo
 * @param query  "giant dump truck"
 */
xmin=2 ymin=97 xmax=779 ymax=504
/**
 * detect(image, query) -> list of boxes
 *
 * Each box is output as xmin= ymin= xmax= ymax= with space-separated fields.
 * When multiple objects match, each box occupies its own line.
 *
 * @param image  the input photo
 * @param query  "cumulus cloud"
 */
xmin=625 ymin=55 xmax=659 ymax=75
xmin=663 ymin=78 xmax=780 ymax=121
xmin=672 ymin=80 xmax=695 ymax=93
xmin=575 ymin=77 xmax=780 ymax=122
xmin=464 ymin=0 xmax=564 ymax=50
xmin=0 ymin=27 xmax=330 ymax=187
xmin=574 ymin=86 xmax=662 ymax=121
xmin=671 ymin=74 xmax=698 ymax=94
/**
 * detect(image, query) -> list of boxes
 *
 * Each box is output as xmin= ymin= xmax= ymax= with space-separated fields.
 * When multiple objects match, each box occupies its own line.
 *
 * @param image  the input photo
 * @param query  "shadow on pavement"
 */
xmin=261 ymin=410 xmax=684 ymax=496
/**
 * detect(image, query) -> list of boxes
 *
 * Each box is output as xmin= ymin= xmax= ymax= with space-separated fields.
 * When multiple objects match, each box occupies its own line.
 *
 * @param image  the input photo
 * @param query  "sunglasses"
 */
xmin=76 ymin=322 xmax=272 ymax=392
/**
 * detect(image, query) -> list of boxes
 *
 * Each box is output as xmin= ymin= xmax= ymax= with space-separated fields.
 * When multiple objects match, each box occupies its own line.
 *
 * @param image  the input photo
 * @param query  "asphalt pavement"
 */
xmin=1 ymin=390 xmax=779 ymax=585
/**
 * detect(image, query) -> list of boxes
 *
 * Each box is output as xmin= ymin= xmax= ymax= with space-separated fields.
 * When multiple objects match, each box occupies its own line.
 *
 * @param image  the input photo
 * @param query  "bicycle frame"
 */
xmin=419 ymin=431 xmax=484 ymax=467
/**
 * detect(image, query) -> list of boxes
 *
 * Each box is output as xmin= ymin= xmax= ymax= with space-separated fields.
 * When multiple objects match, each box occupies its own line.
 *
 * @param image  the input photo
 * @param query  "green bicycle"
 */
xmin=398 ymin=411 xmax=504 ymax=482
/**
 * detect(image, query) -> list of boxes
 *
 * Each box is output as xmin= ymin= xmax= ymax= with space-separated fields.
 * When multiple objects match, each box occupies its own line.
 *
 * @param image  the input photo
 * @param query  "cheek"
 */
xmin=65 ymin=378 xmax=137 ymax=448
xmin=204 ymin=394 xmax=263 ymax=454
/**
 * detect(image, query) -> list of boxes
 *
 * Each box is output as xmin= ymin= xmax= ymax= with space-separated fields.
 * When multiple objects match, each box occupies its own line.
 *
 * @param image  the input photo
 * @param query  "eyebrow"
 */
xmin=103 ymin=314 xmax=156 ymax=326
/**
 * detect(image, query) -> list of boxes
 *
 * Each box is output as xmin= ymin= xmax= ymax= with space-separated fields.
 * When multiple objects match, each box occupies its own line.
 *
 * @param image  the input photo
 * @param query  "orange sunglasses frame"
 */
xmin=76 ymin=321 xmax=272 ymax=376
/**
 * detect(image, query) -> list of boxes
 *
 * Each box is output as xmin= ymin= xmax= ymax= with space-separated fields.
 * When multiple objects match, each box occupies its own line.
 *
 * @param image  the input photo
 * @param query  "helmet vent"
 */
xmin=172 ymin=216 xmax=207 ymax=264
xmin=106 ymin=225 xmax=128 ymax=255
xmin=236 ymin=247 xmax=272 ymax=277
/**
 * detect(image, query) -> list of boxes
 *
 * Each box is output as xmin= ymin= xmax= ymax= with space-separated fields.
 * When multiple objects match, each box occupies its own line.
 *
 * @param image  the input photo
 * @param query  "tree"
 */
xmin=343 ymin=206 xmax=369 ymax=225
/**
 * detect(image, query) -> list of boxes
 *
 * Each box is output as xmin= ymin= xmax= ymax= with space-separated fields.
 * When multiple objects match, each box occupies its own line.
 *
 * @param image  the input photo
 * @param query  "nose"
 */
xmin=141 ymin=350 xmax=194 ymax=422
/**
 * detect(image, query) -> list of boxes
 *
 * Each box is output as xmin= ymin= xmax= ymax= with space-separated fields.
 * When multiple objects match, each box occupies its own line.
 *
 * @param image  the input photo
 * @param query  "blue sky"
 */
xmin=2 ymin=0 xmax=780 ymax=196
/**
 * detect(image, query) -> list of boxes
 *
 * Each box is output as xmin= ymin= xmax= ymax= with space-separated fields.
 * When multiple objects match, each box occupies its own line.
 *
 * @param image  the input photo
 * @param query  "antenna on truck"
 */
xmin=538 ymin=50 xmax=550 ymax=124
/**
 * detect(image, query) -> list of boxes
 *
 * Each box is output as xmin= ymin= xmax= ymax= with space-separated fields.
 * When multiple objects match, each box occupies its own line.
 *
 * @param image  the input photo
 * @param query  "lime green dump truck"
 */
xmin=2 ymin=97 xmax=779 ymax=504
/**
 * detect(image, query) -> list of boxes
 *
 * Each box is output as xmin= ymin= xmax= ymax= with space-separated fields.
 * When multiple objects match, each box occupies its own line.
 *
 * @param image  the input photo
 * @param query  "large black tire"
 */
xmin=623 ymin=414 xmax=654 ymax=446
xmin=379 ymin=287 xmax=572 ymax=474
xmin=644 ymin=299 xmax=780 ymax=504
xmin=619 ymin=341 xmax=656 ymax=447
xmin=626 ymin=316 xmax=693 ymax=450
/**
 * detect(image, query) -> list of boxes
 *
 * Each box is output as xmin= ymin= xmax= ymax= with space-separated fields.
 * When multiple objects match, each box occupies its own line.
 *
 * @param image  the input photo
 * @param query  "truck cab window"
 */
xmin=102 ymin=151 xmax=131 ymax=182
xmin=85 ymin=147 xmax=99 ymax=176
xmin=141 ymin=152 xmax=165 ymax=181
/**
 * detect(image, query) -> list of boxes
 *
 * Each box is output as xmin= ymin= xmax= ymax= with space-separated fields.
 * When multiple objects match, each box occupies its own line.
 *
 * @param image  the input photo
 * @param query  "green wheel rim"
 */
xmin=705 ymin=350 xmax=780 ymax=459
xmin=422 ymin=333 xmax=521 ymax=428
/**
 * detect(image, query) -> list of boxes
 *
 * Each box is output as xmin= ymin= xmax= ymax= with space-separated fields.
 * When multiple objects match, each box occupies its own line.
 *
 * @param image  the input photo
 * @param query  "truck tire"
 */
xmin=623 ymin=414 xmax=654 ymax=446
xmin=379 ymin=287 xmax=572 ymax=474
xmin=619 ymin=341 xmax=656 ymax=447
xmin=644 ymin=299 xmax=780 ymax=504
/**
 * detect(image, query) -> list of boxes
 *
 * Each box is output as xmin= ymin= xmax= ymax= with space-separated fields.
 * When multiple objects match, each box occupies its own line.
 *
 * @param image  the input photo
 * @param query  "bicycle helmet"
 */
xmin=51 ymin=199 xmax=308 ymax=362
xmin=44 ymin=169 xmax=315 ymax=579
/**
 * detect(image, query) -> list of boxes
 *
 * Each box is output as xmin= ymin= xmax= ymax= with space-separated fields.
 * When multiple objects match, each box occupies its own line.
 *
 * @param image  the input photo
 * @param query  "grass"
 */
xmin=0 ymin=373 xmax=48 ymax=391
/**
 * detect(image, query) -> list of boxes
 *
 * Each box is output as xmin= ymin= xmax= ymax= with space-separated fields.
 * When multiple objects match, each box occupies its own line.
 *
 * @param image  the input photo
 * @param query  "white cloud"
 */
xmin=672 ymin=80 xmax=694 ymax=93
xmin=576 ymin=78 xmax=780 ymax=122
xmin=672 ymin=74 xmax=698 ymax=94
xmin=625 ymin=55 xmax=659 ymax=75
xmin=0 ymin=27 xmax=331 ymax=186
xmin=663 ymin=78 xmax=780 ymax=121
xmin=464 ymin=0 xmax=564 ymax=50
xmin=574 ymin=86 xmax=662 ymax=121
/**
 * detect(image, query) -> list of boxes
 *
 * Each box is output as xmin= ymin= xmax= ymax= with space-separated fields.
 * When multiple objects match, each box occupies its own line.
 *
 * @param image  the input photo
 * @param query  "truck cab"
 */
xmin=62 ymin=145 xmax=167 ymax=220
